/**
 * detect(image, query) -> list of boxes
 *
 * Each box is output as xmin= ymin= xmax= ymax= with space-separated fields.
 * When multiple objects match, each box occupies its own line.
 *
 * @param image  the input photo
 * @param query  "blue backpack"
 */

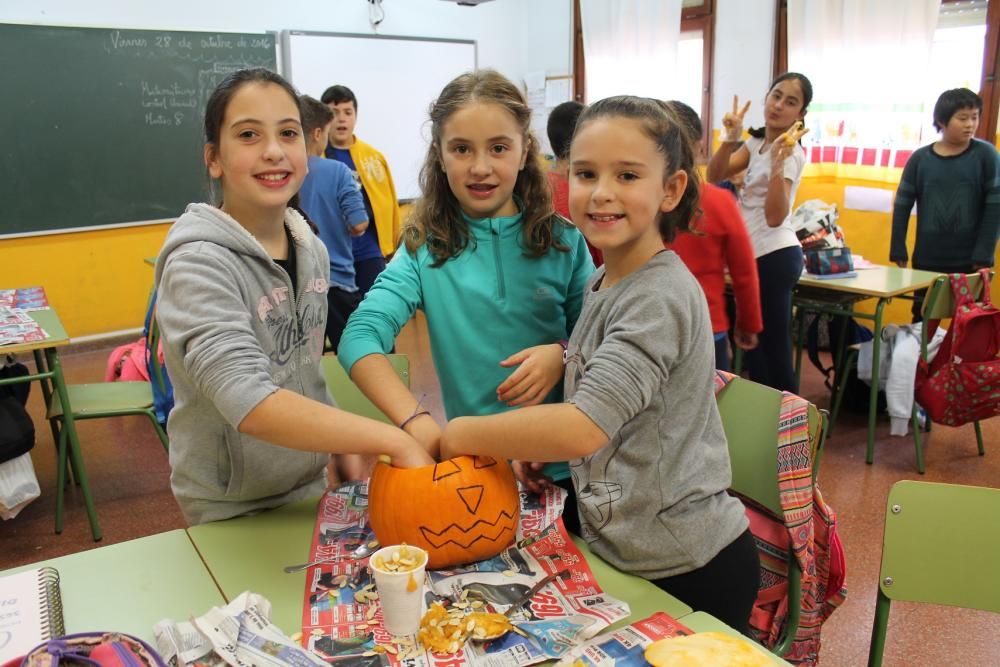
xmin=143 ymin=290 xmax=174 ymax=425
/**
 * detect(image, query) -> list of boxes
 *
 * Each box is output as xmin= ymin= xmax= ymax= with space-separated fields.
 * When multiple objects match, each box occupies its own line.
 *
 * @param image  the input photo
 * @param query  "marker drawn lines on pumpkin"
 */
xmin=418 ymin=510 xmax=517 ymax=549
xmin=473 ymin=456 xmax=498 ymax=468
xmin=457 ymin=485 xmax=485 ymax=514
xmin=432 ymin=460 xmax=463 ymax=481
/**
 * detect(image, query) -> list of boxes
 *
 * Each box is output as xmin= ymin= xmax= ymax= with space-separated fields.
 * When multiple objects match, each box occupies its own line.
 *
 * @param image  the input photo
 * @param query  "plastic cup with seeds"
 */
xmin=369 ymin=544 xmax=429 ymax=636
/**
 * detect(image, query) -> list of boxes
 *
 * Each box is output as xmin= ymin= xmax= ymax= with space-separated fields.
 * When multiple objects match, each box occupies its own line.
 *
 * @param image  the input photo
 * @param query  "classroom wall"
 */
xmin=0 ymin=0 xmax=572 ymax=338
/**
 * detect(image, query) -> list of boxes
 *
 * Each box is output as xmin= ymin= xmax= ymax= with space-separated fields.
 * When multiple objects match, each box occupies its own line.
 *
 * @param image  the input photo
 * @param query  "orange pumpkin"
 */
xmin=368 ymin=455 xmax=520 ymax=569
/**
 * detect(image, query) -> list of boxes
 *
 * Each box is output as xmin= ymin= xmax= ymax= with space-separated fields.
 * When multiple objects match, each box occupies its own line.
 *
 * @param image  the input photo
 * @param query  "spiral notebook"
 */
xmin=0 ymin=567 xmax=64 ymax=662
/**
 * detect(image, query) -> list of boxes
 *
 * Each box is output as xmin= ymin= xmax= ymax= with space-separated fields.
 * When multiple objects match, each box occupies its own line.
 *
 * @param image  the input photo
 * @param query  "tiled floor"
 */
xmin=2 ymin=313 xmax=998 ymax=666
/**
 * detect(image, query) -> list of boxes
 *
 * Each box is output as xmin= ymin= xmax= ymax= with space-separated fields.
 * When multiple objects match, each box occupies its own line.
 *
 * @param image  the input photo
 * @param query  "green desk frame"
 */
xmin=0 ymin=308 xmax=100 ymax=540
xmin=793 ymin=267 xmax=940 ymax=465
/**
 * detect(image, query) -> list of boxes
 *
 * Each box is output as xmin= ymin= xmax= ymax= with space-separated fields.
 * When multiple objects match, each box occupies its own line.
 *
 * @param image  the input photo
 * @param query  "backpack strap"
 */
xmin=978 ymin=268 xmax=993 ymax=306
xmin=949 ymin=272 xmax=976 ymax=308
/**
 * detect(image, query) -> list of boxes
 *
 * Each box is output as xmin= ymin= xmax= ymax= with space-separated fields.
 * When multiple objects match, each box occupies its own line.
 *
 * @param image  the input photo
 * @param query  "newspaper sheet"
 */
xmin=554 ymin=612 xmax=692 ymax=667
xmin=300 ymin=481 xmax=631 ymax=667
xmin=155 ymin=591 xmax=327 ymax=667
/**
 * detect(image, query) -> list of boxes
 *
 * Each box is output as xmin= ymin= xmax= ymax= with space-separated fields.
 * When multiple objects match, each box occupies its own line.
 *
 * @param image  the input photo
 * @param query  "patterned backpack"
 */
xmin=915 ymin=269 xmax=1000 ymax=426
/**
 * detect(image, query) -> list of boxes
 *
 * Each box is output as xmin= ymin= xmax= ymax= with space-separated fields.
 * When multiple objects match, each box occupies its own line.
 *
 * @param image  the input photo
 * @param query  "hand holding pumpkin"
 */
xmin=496 ymin=343 xmax=565 ymax=407
xmin=511 ymin=460 xmax=553 ymax=494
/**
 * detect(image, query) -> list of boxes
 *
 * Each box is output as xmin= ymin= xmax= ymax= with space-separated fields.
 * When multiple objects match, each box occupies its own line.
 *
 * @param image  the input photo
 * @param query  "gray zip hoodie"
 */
xmin=154 ymin=203 xmax=331 ymax=525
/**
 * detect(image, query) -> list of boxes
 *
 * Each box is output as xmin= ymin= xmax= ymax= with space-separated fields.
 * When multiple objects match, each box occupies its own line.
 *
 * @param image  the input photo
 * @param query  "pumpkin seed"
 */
xmin=502 ymin=569 xmax=516 ymax=577
xmin=290 ymin=632 xmax=303 ymax=642
xmin=448 ymin=641 xmax=460 ymax=654
xmin=471 ymin=600 xmax=484 ymax=608
xmin=310 ymin=628 xmax=324 ymax=636
xmin=362 ymin=651 xmax=377 ymax=657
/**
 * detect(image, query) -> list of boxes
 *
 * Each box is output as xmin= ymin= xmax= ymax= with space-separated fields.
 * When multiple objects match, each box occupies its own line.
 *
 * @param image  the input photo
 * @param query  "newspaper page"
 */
xmin=0 ymin=306 xmax=48 ymax=346
xmin=300 ymin=481 xmax=631 ymax=667
xmin=554 ymin=612 xmax=692 ymax=667
xmin=155 ymin=591 xmax=327 ymax=667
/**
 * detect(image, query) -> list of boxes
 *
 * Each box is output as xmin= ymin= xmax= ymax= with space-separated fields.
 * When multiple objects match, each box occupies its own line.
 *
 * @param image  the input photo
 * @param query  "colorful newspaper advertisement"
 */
xmin=300 ymin=481 xmax=631 ymax=667
xmin=554 ymin=612 xmax=692 ymax=667
xmin=0 ymin=306 xmax=48 ymax=346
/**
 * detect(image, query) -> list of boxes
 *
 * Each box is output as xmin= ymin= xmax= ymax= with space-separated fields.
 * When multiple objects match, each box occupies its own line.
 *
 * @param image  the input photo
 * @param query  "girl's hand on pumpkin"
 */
xmin=390 ymin=438 xmax=436 ymax=468
xmin=512 ymin=461 xmax=553 ymax=494
xmin=496 ymin=344 xmax=564 ymax=407
xmin=405 ymin=414 xmax=442 ymax=461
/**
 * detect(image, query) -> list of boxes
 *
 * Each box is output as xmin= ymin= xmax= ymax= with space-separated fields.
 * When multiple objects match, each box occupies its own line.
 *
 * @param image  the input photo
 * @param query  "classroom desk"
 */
xmin=677 ymin=612 xmax=792 ymax=666
xmin=186 ymin=497 xmax=692 ymax=636
xmin=0 ymin=308 xmax=99 ymax=541
xmin=0 ymin=530 xmax=226 ymax=643
xmin=792 ymin=267 xmax=940 ymax=464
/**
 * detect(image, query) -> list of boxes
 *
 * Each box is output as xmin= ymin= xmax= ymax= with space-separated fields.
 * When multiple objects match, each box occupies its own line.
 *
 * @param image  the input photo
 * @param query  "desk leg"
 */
xmin=32 ymin=349 xmax=71 ymax=484
xmin=46 ymin=348 xmax=102 ymax=541
xmin=865 ymin=299 xmax=887 ymax=465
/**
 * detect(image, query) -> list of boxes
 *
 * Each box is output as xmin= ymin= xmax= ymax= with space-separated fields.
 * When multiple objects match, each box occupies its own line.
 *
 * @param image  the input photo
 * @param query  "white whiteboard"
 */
xmin=282 ymin=31 xmax=477 ymax=201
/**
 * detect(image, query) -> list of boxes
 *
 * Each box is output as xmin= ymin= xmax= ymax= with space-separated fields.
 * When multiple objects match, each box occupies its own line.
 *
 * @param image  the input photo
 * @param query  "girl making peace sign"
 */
xmin=707 ymin=73 xmax=812 ymax=392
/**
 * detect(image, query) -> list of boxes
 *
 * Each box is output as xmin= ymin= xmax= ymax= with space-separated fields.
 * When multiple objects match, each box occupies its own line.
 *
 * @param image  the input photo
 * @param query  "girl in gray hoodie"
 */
xmin=154 ymin=69 xmax=432 ymax=525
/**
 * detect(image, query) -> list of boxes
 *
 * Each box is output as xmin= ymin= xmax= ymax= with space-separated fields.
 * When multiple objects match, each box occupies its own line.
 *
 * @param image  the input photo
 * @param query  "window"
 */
xmin=572 ymin=0 xmax=715 ymax=154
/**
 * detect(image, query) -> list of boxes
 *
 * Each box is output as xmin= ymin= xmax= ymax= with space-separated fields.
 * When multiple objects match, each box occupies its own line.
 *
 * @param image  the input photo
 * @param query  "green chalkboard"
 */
xmin=0 ymin=24 xmax=277 ymax=238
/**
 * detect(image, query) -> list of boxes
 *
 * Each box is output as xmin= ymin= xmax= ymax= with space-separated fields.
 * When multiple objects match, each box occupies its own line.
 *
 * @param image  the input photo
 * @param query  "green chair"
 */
xmin=716 ymin=376 xmax=827 ymax=657
xmin=910 ymin=272 xmax=988 ymax=473
xmin=868 ymin=480 xmax=1000 ymax=667
xmin=46 ymin=359 xmax=169 ymax=537
xmin=320 ymin=354 xmax=409 ymax=423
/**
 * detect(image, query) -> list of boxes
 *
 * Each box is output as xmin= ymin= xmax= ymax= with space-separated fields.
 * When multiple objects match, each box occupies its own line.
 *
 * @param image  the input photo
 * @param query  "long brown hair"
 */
xmin=404 ymin=69 xmax=568 ymax=266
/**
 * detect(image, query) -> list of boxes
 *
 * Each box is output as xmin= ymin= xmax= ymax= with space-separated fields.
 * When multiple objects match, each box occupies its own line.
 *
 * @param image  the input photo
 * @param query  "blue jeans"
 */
xmin=354 ymin=256 xmax=387 ymax=298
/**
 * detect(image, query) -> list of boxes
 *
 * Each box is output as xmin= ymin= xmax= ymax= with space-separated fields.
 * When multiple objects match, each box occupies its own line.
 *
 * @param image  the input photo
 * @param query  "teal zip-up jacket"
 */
xmin=339 ymin=211 xmax=595 ymax=480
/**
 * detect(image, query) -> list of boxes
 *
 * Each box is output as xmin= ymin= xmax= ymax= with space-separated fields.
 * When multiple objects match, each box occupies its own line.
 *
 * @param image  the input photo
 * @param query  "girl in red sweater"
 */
xmin=665 ymin=101 xmax=762 ymax=371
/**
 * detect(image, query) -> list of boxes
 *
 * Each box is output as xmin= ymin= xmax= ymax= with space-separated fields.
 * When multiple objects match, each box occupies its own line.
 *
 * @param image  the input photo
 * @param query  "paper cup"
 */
xmin=369 ymin=544 xmax=428 ymax=636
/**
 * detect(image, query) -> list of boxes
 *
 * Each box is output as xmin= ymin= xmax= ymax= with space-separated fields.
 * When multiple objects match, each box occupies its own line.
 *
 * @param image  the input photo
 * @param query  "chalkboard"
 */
xmin=0 ymin=23 xmax=277 ymax=238
xmin=282 ymin=31 xmax=477 ymax=201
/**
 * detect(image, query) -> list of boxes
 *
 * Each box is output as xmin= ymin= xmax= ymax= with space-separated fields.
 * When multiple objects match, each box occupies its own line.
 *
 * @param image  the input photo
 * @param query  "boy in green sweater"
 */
xmin=890 ymin=88 xmax=1000 ymax=319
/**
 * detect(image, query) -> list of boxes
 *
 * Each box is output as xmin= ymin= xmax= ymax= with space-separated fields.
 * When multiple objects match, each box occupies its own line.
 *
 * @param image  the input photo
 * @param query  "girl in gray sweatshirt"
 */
xmin=439 ymin=97 xmax=758 ymax=633
xmin=155 ymin=69 xmax=431 ymax=525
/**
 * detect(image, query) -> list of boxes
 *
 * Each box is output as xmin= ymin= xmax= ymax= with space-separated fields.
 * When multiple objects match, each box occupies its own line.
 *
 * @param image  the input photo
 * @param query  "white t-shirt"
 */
xmin=738 ymin=135 xmax=806 ymax=258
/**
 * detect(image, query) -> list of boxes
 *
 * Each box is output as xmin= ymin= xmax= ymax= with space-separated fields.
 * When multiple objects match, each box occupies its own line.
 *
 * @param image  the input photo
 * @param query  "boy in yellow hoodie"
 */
xmin=322 ymin=84 xmax=402 ymax=296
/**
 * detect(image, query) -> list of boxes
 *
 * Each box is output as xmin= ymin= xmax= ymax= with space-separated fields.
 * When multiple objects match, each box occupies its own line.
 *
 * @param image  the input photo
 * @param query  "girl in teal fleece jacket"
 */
xmin=339 ymin=70 xmax=593 ymax=527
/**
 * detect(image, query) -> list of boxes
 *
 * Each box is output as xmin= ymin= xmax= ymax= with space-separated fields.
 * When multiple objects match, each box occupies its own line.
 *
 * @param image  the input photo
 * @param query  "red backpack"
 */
xmin=915 ymin=269 xmax=1000 ymax=427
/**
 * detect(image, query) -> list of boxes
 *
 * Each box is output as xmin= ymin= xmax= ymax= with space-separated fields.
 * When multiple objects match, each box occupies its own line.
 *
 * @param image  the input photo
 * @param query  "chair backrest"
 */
xmin=320 ymin=354 xmax=409 ymax=425
xmin=921 ymin=272 xmax=986 ymax=321
xmin=879 ymin=480 xmax=1000 ymax=613
xmin=716 ymin=376 xmax=823 ymax=516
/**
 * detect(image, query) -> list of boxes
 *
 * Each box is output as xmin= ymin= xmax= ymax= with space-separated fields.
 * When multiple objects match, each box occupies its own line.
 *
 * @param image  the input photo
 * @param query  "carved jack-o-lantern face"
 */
xmin=368 ymin=455 xmax=520 ymax=569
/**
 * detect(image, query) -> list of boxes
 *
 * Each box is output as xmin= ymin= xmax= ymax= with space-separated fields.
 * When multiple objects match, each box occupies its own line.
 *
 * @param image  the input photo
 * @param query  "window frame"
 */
xmin=572 ymin=0 xmax=716 ymax=155
xmin=773 ymin=0 xmax=1000 ymax=142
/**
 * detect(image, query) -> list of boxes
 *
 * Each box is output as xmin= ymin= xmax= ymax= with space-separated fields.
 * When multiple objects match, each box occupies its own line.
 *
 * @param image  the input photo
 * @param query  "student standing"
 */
xmin=339 ymin=70 xmax=594 ymax=532
xmin=322 ymin=85 xmax=402 ymax=296
xmin=890 ymin=87 xmax=1000 ymax=320
xmin=155 ymin=69 xmax=431 ymax=525
xmin=439 ymin=96 xmax=758 ymax=633
xmin=547 ymin=101 xmax=603 ymax=266
xmin=707 ymin=73 xmax=812 ymax=392
xmin=665 ymin=100 xmax=761 ymax=372
xmin=297 ymin=95 xmax=369 ymax=352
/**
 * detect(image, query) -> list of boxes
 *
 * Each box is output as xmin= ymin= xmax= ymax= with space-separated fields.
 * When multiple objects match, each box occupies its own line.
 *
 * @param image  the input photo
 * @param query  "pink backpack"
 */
xmin=105 ymin=338 xmax=161 ymax=382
